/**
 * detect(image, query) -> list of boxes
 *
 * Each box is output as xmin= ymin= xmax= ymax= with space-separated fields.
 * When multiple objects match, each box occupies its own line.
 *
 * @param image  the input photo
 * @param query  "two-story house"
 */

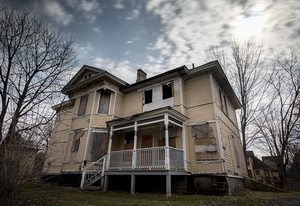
xmin=43 ymin=61 xmax=247 ymax=196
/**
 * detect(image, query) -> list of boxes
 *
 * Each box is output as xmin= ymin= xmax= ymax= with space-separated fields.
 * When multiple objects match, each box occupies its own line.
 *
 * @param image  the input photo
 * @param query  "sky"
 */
xmin=3 ymin=0 xmax=300 ymax=84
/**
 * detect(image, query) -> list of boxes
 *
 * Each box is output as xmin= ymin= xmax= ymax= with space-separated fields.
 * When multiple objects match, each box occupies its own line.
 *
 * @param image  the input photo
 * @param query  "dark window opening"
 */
xmin=144 ymin=89 xmax=152 ymax=104
xmin=78 ymin=94 xmax=89 ymax=116
xmin=246 ymin=158 xmax=250 ymax=165
xmin=264 ymin=170 xmax=270 ymax=177
xmin=256 ymin=170 xmax=260 ymax=175
xmin=248 ymin=170 xmax=253 ymax=178
xmin=162 ymin=82 xmax=173 ymax=99
xmin=223 ymin=93 xmax=229 ymax=116
xmin=98 ymin=92 xmax=111 ymax=114
xmin=125 ymin=131 xmax=134 ymax=144
xmin=219 ymin=89 xmax=223 ymax=110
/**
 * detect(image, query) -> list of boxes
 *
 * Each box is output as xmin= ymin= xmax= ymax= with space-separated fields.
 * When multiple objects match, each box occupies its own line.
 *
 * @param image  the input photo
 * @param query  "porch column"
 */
xmin=182 ymin=124 xmax=187 ymax=171
xmin=106 ymin=127 xmax=113 ymax=170
xmin=130 ymin=174 xmax=136 ymax=194
xmin=103 ymin=175 xmax=109 ymax=192
xmin=164 ymin=114 xmax=170 ymax=170
xmin=166 ymin=173 xmax=171 ymax=197
xmin=132 ymin=121 xmax=137 ymax=169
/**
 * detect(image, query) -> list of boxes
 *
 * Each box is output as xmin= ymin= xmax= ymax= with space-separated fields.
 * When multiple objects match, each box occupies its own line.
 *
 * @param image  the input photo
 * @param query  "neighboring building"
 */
xmin=246 ymin=151 xmax=279 ymax=187
xmin=43 ymin=61 xmax=247 ymax=196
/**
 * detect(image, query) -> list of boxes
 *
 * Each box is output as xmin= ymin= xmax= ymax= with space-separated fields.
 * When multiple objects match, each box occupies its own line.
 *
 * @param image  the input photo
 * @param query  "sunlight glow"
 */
xmin=236 ymin=15 xmax=267 ymax=38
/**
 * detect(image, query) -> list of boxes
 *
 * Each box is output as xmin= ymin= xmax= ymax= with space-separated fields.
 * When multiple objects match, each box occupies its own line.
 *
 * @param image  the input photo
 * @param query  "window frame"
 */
xmin=98 ymin=92 xmax=111 ymax=114
xmin=144 ymin=89 xmax=153 ymax=104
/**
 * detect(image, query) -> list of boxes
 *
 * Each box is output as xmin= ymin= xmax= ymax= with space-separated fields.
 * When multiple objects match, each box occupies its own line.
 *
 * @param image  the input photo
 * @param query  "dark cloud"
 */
xmin=222 ymin=24 xmax=230 ymax=29
xmin=285 ymin=21 xmax=293 ymax=28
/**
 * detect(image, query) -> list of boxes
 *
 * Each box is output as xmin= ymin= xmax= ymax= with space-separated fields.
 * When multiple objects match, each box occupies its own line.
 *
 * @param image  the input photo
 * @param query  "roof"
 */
xmin=61 ymin=65 xmax=128 ymax=94
xmin=246 ymin=151 xmax=276 ymax=170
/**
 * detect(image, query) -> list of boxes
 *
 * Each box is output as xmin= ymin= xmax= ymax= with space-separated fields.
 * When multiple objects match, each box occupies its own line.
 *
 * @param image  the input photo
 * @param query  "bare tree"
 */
xmin=0 ymin=6 xmax=77 ymax=205
xmin=254 ymin=46 xmax=300 ymax=189
xmin=207 ymin=38 xmax=268 ymax=159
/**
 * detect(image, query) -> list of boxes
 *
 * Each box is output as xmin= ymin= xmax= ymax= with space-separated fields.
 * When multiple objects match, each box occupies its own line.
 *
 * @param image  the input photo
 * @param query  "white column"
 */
xmin=130 ymin=174 xmax=136 ymax=195
xmin=132 ymin=121 xmax=137 ymax=169
xmin=182 ymin=124 xmax=187 ymax=171
xmin=164 ymin=114 xmax=170 ymax=170
xmin=106 ymin=127 xmax=113 ymax=169
xmin=166 ymin=173 xmax=171 ymax=197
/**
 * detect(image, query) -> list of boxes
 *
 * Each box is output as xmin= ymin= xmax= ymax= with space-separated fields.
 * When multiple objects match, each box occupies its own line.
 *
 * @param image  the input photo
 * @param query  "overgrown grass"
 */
xmin=20 ymin=183 xmax=300 ymax=206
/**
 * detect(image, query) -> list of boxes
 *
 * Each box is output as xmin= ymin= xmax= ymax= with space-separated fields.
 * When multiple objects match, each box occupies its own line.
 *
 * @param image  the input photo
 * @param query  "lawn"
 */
xmin=20 ymin=183 xmax=300 ymax=206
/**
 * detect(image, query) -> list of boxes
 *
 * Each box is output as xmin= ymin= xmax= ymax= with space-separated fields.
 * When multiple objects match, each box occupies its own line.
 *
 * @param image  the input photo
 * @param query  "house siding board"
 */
xmin=91 ymin=115 xmax=112 ymax=128
xmin=174 ymin=90 xmax=180 ymax=105
xmin=122 ymin=92 xmax=143 ymax=116
xmin=62 ymin=163 xmax=82 ymax=171
xmin=114 ymin=93 xmax=124 ymax=118
xmin=185 ymin=75 xmax=212 ymax=107
xmin=54 ymin=112 xmax=72 ymax=132
xmin=186 ymin=104 xmax=214 ymax=124
xmin=48 ymin=142 xmax=65 ymax=166
xmin=86 ymin=91 xmax=95 ymax=114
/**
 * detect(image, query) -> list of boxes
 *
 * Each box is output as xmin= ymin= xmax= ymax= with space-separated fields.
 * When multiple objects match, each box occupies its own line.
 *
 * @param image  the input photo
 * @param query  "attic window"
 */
xmin=144 ymin=89 xmax=152 ymax=104
xmin=162 ymin=82 xmax=173 ymax=99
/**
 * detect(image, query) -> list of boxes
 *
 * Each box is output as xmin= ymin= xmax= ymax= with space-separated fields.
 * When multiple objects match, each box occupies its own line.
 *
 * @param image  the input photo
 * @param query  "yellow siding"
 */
xmin=48 ymin=142 xmax=65 ymax=166
xmin=110 ymin=92 xmax=115 ymax=114
xmin=174 ymin=90 xmax=180 ymax=105
xmin=185 ymin=75 xmax=212 ymax=107
xmin=71 ymin=117 xmax=90 ymax=130
xmin=93 ymin=91 xmax=100 ymax=113
xmin=186 ymin=104 xmax=215 ymax=124
xmin=62 ymin=163 xmax=82 ymax=171
xmin=91 ymin=115 xmax=113 ymax=128
xmin=122 ymin=92 xmax=143 ymax=116
xmin=51 ymin=131 xmax=69 ymax=143
xmin=86 ymin=91 xmax=96 ymax=114
xmin=76 ymin=131 xmax=88 ymax=161
xmin=114 ymin=93 xmax=124 ymax=118
xmin=63 ymin=133 xmax=73 ymax=162
xmin=53 ymin=111 xmax=73 ymax=132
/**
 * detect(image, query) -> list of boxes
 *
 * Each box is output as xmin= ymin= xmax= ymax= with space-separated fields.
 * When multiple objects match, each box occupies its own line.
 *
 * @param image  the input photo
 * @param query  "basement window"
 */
xmin=162 ymin=82 xmax=173 ymax=99
xmin=144 ymin=89 xmax=153 ymax=104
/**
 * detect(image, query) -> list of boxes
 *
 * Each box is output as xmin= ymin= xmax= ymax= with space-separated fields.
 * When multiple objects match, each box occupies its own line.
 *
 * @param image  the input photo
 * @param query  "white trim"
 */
xmin=52 ymin=128 xmax=70 ymax=134
xmin=187 ymin=120 xmax=218 ymax=126
xmin=137 ymin=77 xmax=181 ymax=92
xmin=197 ymin=160 xmax=224 ymax=164
xmin=49 ymin=140 xmax=67 ymax=144
xmin=210 ymin=74 xmax=225 ymax=173
xmin=112 ymin=92 xmax=117 ymax=119
xmin=96 ymin=91 xmax=101 ymax=114
xmin=179 ymin=78 xmax=184 ymax=114
xmin=182 ymin=124 xmax=187 ymax=171
xmin=108 ymin=92 xmax=112 ymax=115
xmin=227 ymin=174 xmax=244 ymax=179
xmin=186 ymin=101 xmax=213 ymax=109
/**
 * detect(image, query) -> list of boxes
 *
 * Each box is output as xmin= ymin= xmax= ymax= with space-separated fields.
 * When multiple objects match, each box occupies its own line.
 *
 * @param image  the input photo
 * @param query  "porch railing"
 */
xmin=108 ymin=147 xmax=184 ymax=170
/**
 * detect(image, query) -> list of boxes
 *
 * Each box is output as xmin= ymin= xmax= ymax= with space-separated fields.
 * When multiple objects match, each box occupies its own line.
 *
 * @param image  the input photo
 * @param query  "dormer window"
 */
xmin=144 ymin=89 xmax=153 ymax=104
xmin=162 ymin=82 xmax=173 ymax=99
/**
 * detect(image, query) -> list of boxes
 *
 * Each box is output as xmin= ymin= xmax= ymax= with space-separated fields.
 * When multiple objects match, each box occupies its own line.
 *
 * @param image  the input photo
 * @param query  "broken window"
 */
xmin=78 ymin=94 xmax=89 ymax=116
xmin=219 ymin=88 xmax=223 ymax=110
xmin=162 ymin=82 xmax=173 ymax=99
xmin=124 ymin=131 xmax=134 ymax=150
xmin=87 ymin=132 xmax=108 ymax=161
xmin=232 ymin=133 xmax=240 ymax=168
xmin=70 ymin=131 xmax=85 ymax=162
xmin=223 ymin=93 xmax=229 ymax=116
xmin=144 ymin=89 xmax=152 ymax=104
xmin=98 ymin=92 xmax=111 ymax=114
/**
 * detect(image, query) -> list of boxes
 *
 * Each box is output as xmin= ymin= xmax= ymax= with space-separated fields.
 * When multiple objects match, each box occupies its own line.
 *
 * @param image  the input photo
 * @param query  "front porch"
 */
xmin=81 ymin=107 xmax=189 ymax=196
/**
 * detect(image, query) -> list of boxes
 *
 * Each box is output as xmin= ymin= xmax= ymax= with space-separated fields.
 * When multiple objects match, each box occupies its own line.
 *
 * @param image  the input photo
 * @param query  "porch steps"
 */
xmin=82 ymin=173 xmax=102 ymax=190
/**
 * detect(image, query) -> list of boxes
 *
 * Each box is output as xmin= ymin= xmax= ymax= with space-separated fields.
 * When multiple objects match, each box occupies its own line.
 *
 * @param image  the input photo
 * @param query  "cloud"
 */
xmin=93 ymin=58 xmax=136 ymax=83
xmin=127 ymin=41 xmax=133 ymax=44
xmin=93 ymin=27 xmax=101 ymax=33
xmin=126 ymin=10 xmax=140 ymax=20
xmin=44 ymin=1 xmax=74 ymax=25
xmin=66 ymin=0 xmax=102 ymax=23
xmin=113 ymin=0 xmax=125 ymax=9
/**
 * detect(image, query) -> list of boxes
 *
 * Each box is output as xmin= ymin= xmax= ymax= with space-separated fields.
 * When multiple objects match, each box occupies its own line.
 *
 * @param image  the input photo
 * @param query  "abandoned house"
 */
xmin=42 ymin=61 xmax=247 ymax=196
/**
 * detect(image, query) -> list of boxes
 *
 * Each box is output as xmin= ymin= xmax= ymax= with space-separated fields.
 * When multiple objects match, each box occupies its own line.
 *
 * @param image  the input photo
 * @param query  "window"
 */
xmin=78 ymin=94 xmax=89 ymax=116
xmin=144 ymin=89 xmax=153 ymax=104
xmin=248 ymin=170 xmax=253 ymax=178
xmin=223 ymin=93 xmax=229 ymax=116
xmin=125 ymin=131 xmax=134 ymax=144
xmin=219 ymin=88 xmax=223 ymax=110
xmin=264 ymin=170 xmax=270 ymax=177
xmin=70 ymin=131 xmax=85 ymax=162
xmin=87 ymin=132 xmax=108 ymax=161
xmin=232 ymin=133 xmax=240 ymax=168
xmin=246 ymin=158 xmax=250 ymax=165
xmin=162 ymin=82 xmax=173 ymax=99
xmin=256 ymin=170 xmax=260 ymax=175
xmin=98 ymin=92 xmax=111 ymax=114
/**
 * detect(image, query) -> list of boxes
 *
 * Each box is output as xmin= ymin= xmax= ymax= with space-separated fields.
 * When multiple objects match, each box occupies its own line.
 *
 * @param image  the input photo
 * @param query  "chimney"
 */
xmin=136 ymin=69 xmax=147 ymax=82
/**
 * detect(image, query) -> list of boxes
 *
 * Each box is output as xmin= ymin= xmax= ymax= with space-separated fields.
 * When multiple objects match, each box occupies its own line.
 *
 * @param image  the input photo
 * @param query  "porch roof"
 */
xmin=106 ymin=106 xmax=189 ymax=130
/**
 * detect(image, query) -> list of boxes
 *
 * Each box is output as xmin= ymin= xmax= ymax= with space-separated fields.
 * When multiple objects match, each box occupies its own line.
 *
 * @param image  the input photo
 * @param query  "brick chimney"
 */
xmin=136 ymin=69 xmax=147 ymax=82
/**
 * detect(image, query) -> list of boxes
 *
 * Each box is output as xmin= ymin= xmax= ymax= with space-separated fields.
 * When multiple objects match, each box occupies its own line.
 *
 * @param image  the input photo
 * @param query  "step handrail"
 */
xmin=80 ymin=155 xmax=107 ymax=190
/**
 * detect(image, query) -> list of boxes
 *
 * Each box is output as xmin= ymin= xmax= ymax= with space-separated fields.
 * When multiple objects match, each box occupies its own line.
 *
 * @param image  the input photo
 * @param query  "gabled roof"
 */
xmin=61 ymin=65 xmax=128 ymax=94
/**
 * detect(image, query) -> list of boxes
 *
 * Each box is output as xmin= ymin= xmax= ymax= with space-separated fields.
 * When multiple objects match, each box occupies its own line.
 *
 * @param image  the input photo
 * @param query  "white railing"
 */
xmin=136 ymin=147 xmax=165 ymax=169
xmin=80 ymin=155 xmax=106 ymax=190
xmin=169 ymin=147 xmax=184 ymax=170
xmin=108 ymin=147 xmax=184 ymax=170
xmin=109 ymin=150 xmax=133 ymax=169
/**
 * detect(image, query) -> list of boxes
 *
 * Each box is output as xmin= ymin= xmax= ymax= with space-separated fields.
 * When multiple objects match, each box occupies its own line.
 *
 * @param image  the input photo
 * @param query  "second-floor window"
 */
xmin=78 ymin=94 xmax=89 ymax=116
xmin=98 ymin=92 xmax=111 ymax=114
xmin=162 ymin=82 xmax=173 ymax=99
xmin=144 ymin=89 xmax=152 ymax=104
